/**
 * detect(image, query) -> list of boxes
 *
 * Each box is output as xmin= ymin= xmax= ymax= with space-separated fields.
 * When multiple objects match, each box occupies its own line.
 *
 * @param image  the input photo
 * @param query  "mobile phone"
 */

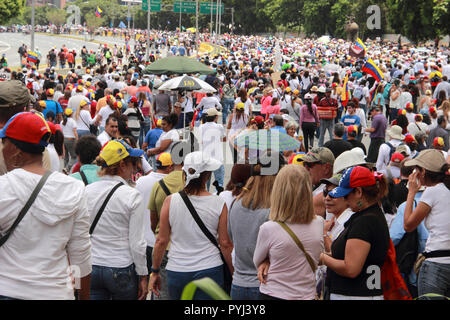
xmin=413 ymin=168 xmax=420 ymax=185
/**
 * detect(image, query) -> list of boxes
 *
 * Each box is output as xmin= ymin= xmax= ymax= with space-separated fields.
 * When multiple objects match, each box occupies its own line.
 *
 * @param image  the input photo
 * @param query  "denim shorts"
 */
xmin=418 ymin=260 xmax=450 ymax=298
xmin=166 ymin=265 xmax=224 ymax=300
xmin=90 ymin=264 xmax=139 ymax=300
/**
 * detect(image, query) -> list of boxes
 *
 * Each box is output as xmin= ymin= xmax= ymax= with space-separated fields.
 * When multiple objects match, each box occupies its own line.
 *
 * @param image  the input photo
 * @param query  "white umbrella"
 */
xmin=156 ymin=75 xmax=217 ymax=93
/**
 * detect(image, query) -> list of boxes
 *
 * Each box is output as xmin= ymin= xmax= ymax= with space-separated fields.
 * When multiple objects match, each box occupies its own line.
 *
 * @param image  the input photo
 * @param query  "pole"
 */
xmin=146 ymin=0 xmax=151 ymax=61
xmin=218 ymin=0 xmax=222 ymax=37
xmin=31 ymin=0 xmax=35 ymax=52
xmin=231 ymin=7 xmax=234 ymax=34
xmin=215 ymin=0 xmax=219 ymax=38
xmin=210 ymin=0 xmax=213 ymax=36
xmin=127 ymin=1 xmax=131 ymax=29
xmin=195 ymin=0 xmax=199 ymax=52
xmin=179 ymin=8 xmax=182 ymax=32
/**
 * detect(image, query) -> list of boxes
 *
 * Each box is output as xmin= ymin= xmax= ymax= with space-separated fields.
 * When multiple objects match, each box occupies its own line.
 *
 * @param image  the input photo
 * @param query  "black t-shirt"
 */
xmin=348 ymin=139 xmax=367 ymax=155
xmin=323 ymin=139 xmax=353 ymax=158
xmin=327 ymin=204 xmax=390 ymax=297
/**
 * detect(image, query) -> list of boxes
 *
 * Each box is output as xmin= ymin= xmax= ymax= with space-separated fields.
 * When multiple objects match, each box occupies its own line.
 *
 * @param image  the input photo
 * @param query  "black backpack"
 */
xmin=395 ymin=200 xmax=419 ymax=275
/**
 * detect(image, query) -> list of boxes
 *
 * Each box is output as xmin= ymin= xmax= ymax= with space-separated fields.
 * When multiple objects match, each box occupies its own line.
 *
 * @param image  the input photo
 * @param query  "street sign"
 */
xmin=173 ymin=1 xmax=196 ymax=14
xmin=142 ymin=0 xmax=162 ymax=12
xmin=199 ymin=2 xmax=224 ymax=15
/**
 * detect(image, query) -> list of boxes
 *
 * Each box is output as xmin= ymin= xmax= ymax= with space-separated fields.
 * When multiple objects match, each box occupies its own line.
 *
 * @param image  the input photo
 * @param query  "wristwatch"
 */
xmin=151 ymin=267 xmax=160 ymax=274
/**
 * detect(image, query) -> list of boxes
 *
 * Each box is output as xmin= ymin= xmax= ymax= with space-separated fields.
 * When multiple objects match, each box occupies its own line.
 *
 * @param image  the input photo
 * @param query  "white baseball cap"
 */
xmin=182 ymin=152 xmax=222 ymax=187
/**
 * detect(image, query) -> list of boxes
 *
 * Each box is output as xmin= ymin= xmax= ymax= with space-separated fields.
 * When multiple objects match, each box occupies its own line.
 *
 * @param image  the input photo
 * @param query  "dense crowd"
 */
xmin=0 ymin=31 xmax=449 ymax=301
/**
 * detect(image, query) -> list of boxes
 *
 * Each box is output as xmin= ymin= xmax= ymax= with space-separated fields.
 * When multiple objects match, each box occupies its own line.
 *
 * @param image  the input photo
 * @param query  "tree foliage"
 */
xmin=46 ymin=9 xmax=66 ymax=27
xmin=0 ymin=0 xmax=24 ymax=25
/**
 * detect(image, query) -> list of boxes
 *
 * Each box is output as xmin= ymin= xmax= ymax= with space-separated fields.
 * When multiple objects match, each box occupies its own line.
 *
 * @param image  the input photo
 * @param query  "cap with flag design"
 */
xmin=99 ymin=139 xmax=144 ymax=167
xmin=329 ymin=166 xmax=377 ymax=198
xmin=0 ymin=112 xmax=51 ymax=146
xmin=46 ymin=88 xmax=55 ymax=96
xmin=348 ymin=125 xmax=358 ymax=137
xmin=433 ymin=137 xmax=445 ymax=147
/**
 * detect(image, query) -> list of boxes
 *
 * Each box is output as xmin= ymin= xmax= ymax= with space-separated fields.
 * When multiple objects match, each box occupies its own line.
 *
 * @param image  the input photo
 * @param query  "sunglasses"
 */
xmin=323 ymin=188 xmax=331 ymax=198
xmin=304 ymin=161 xmax=322 ymax=168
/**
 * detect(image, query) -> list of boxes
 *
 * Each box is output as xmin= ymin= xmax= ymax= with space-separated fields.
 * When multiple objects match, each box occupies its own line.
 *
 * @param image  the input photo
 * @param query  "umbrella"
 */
xmin=144 ymin=56 xmax=215 ymax=75
xmin=186 ymin=27 xmax=197 ymax=33
xmin=157 ymin=75 xmax=217 ymax=93
xmin=234 ymin=129 xmax=301 ymax=152
xmin=317 ymin=35 xmax=331 ymax=44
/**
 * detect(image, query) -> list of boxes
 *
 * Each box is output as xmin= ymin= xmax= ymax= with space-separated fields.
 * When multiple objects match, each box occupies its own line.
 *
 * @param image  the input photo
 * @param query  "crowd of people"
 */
xmin=0 ymin=30 xmax=449 ymax=301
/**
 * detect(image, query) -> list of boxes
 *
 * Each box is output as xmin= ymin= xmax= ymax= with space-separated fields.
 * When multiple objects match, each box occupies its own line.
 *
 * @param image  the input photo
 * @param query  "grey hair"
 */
xmin=286 ymin=121 xmax=299 ymax=130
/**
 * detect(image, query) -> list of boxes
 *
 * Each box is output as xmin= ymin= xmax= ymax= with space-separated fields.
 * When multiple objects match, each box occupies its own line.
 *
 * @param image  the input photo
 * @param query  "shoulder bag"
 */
xmin=0 ymin=171 xmax=52 ymax=248
xmin=80 ymin=112 xmax=99 ymax=136
xmin=79 ymin=170 xmax=89 ymax=186
xmin=179 ymin=190 xmax=232 ymax=294
xmin=89 ymin=182 xmax=124 ymax=235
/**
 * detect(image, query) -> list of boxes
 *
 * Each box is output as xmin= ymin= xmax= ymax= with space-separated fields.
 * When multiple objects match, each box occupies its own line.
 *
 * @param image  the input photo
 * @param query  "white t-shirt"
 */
xmin=234 ymin=97 xmax=252 ymax=116
xmin=98 ymin=105 xmax=115 ymax=128
xmin=76 ymin=110 xmax=95 ymax=131
xmin=60 ymin=118 xmax=77 ymax=138
xmin=407 ymin=121 xmax=428 ymax=136
xmin=155 ymin=129 xmax=180 ymax=153
xmin=200 ymin=122 xmax=226 ymax=163
xmin=219 ymin=190 xmax=235 ymax=211
xmin=135 ymin=172 xmax=167 ymax=247
xmin=167 ymin=193 xmax=225 ymax=272
xmin=420 ymin=183 xmax=450 ymax=264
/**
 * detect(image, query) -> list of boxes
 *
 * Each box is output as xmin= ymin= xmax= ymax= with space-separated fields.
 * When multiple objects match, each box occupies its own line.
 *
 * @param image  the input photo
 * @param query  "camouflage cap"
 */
xmin=302 ymin=147 xmax=335 ymax=165
xmin=0 ymin=80 xmax=36 ymax=108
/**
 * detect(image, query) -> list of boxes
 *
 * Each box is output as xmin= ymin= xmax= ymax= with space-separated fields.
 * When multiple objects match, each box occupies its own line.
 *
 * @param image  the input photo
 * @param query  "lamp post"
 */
xmin=146 ymin=0 xmax=151 ymax=61
xmin=195 ymin=0 xmax=199 ymax=52
xmin=31 ymin=0 xmax=35 ymax=52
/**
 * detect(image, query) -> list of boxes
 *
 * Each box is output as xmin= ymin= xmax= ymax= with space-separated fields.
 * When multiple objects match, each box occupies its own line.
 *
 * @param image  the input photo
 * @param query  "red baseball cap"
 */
xmin=47 ymin=121 xmax=62 ymax=135
xmin=253 ymin=115 xmax=265 ymax=125
xmin=130 ymin=96 xmax=138 ymax=103
xmin=429 ymin=107 xmax=436 ymax=114
xmin=0 ymin=112 xmax=51 ymax=146
xmin=347 ymin=125 xmax=358 ymax=136
xmin=404 ymin=134 xmax=416 ymax=144
xmin=329 ymin=166 xmax=377 ymax=198
xmin=391 ymin=152 xmax=405 ymax=164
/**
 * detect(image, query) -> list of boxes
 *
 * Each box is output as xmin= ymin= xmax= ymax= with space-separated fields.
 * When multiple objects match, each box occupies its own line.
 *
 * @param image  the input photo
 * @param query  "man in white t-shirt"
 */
xmin=135 ymin=152 xmax=174 ymax=276
xmin=97 ymin=115 xmax=118 ymax=147
xmin=199 ymin=108 xmax=226 ymax=191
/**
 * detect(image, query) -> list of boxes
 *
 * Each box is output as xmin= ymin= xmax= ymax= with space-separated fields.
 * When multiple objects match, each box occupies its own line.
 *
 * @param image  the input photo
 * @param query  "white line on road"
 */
xmin=0 ymin=40 xmax=11 ymax=54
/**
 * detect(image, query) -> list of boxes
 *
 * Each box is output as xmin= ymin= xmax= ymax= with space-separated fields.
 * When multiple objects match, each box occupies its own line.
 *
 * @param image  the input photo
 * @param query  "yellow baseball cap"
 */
xmin=156 ymin=119 xmax=162 ymax=127
xmin=64 ymin=108 xmax=73 ymax=116
xmin=39 ymin=100 xmax=46 ymax=108
xmin=99 ymin=140 xmax=144 ymax=167
xmin=156 ymin=153 xmax=173 ymax=167
xmin=285 ymin=87 xmax=292 ymax=93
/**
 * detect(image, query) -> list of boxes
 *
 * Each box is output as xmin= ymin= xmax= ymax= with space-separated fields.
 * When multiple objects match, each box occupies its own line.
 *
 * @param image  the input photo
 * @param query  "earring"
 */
xmin=357 ymin=200 xmax=364 ymax=209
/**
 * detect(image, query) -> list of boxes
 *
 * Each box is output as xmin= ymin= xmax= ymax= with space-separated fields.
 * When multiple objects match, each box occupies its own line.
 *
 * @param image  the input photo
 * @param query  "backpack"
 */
xmin=384 ymin=142 xmax=403 ymax=161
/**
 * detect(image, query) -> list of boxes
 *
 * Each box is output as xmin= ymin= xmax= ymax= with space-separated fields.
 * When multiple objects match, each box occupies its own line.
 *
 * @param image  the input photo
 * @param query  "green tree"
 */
xmin=302 ymin=0 xmax=337 ymax=36
xmin=433 ymin=0 xmax=450 ymax=37
xmin=0 ymin=0 xmax=25 ymax=25
xmin=386 ymin=0 xmax=436 ymax=43
xmin=85 ymin=12 xmax=104 ymax=39
xmin=46 ymin=9 xmax=67 ymax=29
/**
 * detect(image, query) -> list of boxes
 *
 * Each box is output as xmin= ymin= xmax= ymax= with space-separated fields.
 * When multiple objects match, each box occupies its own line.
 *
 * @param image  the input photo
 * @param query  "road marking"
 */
xmin=0 ymin=40 xmax=11 ymax=53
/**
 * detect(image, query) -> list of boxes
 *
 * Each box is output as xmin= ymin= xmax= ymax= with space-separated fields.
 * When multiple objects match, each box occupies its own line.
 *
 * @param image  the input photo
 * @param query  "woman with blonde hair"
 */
xmin=228 ymin=152 xmax=285 ymax=300
xmin=254 ymin=164 xmax=324 ymax=300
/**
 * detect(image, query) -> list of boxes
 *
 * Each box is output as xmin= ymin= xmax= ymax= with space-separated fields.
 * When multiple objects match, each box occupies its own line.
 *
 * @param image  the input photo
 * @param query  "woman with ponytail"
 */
xmin=60 ymin=108 xmax=78 ymax=172
xmin=403 ymin=149 xmax=450 ymax=298
xmin=299 ymin=93 xmax=319 ymax=151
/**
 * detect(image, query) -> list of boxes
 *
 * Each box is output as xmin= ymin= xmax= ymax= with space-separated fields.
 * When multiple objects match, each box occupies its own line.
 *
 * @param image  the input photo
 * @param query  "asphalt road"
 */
xmin=0 ymin=32 xmax=129 ymax=69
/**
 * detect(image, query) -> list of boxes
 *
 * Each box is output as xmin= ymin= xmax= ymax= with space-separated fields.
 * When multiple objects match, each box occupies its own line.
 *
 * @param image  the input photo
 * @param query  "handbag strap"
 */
xmin=79 ymin=170 xmax=89 ymax=186
xmin=89 ymin=182 xmax=124 ymax=235
xmin=159 ymin=179 xmax=171 ymax=196
xmin=277 ymin=221 xmax=317 ymax=273
xmin=0 ymin=170 xmax=52 ymax=248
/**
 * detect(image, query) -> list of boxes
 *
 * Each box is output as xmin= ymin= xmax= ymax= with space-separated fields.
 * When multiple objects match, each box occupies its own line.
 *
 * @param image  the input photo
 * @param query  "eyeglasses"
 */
xmin=323 ymin=189 xmax=331 ymax=198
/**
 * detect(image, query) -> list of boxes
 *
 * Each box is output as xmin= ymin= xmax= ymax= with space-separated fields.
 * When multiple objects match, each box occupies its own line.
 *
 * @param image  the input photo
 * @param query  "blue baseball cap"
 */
xmin=329 ymin=166 xmax=376 ymax=198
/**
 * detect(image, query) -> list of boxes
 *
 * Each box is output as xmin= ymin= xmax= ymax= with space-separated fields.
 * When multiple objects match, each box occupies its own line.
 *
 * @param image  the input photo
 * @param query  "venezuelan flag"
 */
xmin=349 ymin=38 xmax=367 ymax=58
xmin=95 ymin=7 xmax=102 ymax=18
xmin=362 ymin=58 xmax=384 ymax=82
xmin=27 ymin=51 xmax=38 ymax=64
xmin=341 ymin=73 xmax=351 ymax=107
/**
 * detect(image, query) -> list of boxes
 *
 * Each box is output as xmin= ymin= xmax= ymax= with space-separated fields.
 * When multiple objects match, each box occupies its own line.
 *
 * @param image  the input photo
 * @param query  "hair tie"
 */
xmin=374 ymin=172 xmax=384 ymax=181
xmin=242 ymin=187 xmax=249 ymax=192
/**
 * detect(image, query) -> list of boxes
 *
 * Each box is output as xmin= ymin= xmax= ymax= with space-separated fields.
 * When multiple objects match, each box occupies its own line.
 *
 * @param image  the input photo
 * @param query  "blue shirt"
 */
xmin=43 ymin=100 xmax=63 ymax=118
xmin=341 ymin=114 xmax=361 ymax=140
xmin=271 ymin=126 xmax=287 ymax=134
xmin=70 ymin=164 xmax=101 ymax=185
xmin=145 ymin=128 xmax=163 ymax=149
xmin=389 ymin=192 xmax=429 ymax=287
